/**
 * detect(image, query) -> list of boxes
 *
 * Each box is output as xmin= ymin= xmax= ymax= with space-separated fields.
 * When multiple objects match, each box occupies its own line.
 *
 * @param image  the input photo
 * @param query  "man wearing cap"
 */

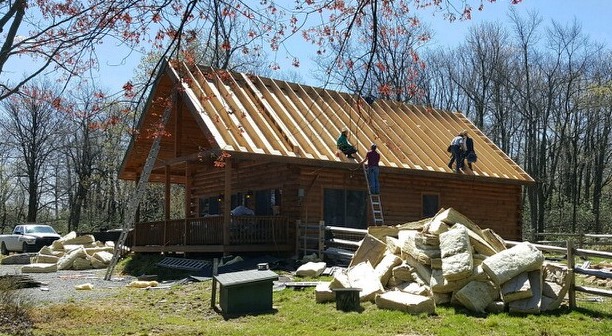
xmin=448 ymin=130 xmax=467 ymax=173
xmin=360 ymin=144 xmax=381 ymax=194
xmin=337 ymin=128 xmax=357 ymax=158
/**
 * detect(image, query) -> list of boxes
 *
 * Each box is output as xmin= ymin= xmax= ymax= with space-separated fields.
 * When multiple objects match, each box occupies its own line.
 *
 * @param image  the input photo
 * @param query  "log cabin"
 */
xmin=118 ymin=59 xmax=534 ymax=256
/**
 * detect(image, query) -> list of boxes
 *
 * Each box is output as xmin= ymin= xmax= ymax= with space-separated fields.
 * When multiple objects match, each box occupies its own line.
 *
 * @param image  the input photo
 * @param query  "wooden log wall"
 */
xmin=188 ymin=159 xmax=300 ymax=250
xmin=295 ymin=166 xmax=523 ymax=240
xmin=186 ymin=159 xmax=524 ymax=241
xmin=380 ymin=172 xmax=523 ymax=240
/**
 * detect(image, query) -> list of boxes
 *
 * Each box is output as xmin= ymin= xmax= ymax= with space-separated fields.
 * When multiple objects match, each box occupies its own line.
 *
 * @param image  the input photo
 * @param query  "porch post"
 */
xmin=164 ymin=165 xmax=171 ymax=221
xmin=163 ymin=166 xmax=170 ymax=247
xmin=134 ymin=173 xmax=140 ymax=225
xmin=185 ymin=163 xmax=192 ymax=217
xmin=184 ymin=163 xmax=192 ymax=246
xmin=223 ymin=158 xmax=232 ymax=251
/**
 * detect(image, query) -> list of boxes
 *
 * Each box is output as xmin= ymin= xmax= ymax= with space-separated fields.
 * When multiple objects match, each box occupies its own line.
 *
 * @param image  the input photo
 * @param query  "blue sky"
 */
xmin=426 ymin=0 xmax=611 ymax=48
xmin=8 ymin=1 xmax=612 ymax=93
xmin=274 ymin=0 xmax=612 ymax=87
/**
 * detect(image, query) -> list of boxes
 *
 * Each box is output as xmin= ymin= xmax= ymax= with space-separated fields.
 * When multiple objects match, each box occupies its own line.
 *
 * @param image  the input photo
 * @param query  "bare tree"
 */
xmin=576 ymin=51 xmax=612 ymax=233
xmin=0 ymin=81 xmax=66 ymax=222
xmin=0 ymin=133 xmax=18 ymax=231
xmin=1 ymin=1 xmax=524 ymax=102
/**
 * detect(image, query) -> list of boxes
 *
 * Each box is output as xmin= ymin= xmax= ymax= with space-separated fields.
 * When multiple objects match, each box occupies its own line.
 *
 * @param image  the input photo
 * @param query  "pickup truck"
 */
xmin=0 ymin=224 xmax=61 ymax=255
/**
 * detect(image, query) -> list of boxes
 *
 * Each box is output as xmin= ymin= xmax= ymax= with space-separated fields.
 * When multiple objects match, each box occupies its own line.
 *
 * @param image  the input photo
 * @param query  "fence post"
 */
xmin=567 ymin=240 xmax=576 ymax=309
xmin=211 ymin=258 xmax=218 ymax=309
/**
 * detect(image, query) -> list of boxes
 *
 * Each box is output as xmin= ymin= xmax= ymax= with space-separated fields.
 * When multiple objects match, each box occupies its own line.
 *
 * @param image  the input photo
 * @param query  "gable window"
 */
xmin=422 ymin=193 xmax=440 ymax=218
xmin=323 ymin=188 xmax=367 ymax=229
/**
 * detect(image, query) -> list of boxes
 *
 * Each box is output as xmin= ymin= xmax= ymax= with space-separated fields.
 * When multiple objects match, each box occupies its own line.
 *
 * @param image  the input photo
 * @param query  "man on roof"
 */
xmin=448 ymin=130 xmax=467 ymax=173
xmin=337 ymin=128 xmax=358 ymax=159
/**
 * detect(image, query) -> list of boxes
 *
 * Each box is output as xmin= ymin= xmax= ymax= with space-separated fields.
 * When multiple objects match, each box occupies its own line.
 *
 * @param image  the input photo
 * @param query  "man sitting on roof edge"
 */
xmin=337 ymin=128 xmax=358 ymax=159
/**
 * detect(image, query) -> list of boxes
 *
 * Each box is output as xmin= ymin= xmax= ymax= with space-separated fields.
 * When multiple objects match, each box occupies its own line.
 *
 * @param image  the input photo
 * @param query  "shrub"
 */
xmin=0 ymin=276 xmax=34 ymax=336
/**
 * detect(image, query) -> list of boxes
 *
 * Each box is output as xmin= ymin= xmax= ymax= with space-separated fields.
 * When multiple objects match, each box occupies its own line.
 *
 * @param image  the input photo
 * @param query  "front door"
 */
xmin=323 ymin=188 xmax=367 ymax=229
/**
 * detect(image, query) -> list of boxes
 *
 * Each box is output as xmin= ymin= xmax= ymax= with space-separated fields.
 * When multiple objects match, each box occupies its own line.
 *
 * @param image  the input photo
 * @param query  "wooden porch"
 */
xmin=131 ymin=216 xmax=295 ymax=255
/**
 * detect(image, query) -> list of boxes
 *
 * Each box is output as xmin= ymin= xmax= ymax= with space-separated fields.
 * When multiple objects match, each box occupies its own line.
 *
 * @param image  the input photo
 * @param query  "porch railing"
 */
xmin=133 ymin=216 xmax=290 ymax=247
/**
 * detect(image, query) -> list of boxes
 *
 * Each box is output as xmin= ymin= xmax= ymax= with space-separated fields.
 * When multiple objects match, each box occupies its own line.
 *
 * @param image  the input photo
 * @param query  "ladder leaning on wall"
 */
xmin=103 ymin=98 xmax=174 ymax=281
xmin=362 ymin=164 xmax=384 ymax=226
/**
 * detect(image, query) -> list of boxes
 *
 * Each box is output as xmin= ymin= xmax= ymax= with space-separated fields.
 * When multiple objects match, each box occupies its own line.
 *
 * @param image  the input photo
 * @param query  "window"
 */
xmin=253 ymin=189 xmax=281 ymax=216
xmin=203 ymin=189 xmax=280 ymax=216
xmin=323 ymin=188 xmax=367 ymax=229
xmin=199 ymin=196 xmax=220 ymax=216
xmin=422 ymin=193 xmax=440 ymax=218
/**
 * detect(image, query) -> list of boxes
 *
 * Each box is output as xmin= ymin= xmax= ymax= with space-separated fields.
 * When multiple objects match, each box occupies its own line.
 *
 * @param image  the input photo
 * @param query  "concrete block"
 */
xmin=330 ymin=261 xmax=384 ymax=302
xmin=349 ymin=234 xmax=387 ymax=268
xmin=296 ymin=261 xmax=327 ymax=277
xmin=374 ymin=253 xmax=402 ymax=287
xmin=430 ymin=268 xmax=470 ymax=293
xmin=21 ymin=263 xmax=57 ymax=273
xmin=385 ymin=236 xmax=401 ymax=255
xmin=509 ymin=269 xmax=542 ymax=314
xmin=375 ymin=291 xmax=435 ymax=315
xmin=397 ymin=282 xmax=430 ymax=296
xmin=399 ymin=230 xmax=440 ymax=265
xmin=454 ymin=280 xmax=499 ymax=313
xmin=315 ymin=282 xmax=335 ymax=303
xmin=392 ymin=263 xmax=413 ymax=282
xmin=368 ymin=226 xmax=398 ymax=241
xmin=501 ymin=272 xmax=532 ymax=302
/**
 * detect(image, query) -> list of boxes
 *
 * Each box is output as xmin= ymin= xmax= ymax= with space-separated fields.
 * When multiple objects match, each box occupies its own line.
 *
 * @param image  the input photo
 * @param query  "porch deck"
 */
xmin=131 ymin=216 xmax=294 ymax=255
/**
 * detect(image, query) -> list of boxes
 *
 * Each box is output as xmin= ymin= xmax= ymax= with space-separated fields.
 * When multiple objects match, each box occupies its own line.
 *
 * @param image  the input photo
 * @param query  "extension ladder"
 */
xmin=104 ymin=98 xmax=174 ymax=280
xmin=363 ymin=164 xmax=384 ymax=226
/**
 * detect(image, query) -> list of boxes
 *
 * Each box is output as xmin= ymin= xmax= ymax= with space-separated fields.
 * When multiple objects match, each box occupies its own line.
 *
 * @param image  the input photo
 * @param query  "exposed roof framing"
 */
xmin=119 ymin=59 xmax=534 ymax=185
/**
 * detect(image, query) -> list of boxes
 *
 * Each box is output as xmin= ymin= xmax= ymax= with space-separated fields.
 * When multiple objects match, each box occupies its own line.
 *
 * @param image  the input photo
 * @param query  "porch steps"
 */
xmin=157 ymin=257 xmax=210 ymax=271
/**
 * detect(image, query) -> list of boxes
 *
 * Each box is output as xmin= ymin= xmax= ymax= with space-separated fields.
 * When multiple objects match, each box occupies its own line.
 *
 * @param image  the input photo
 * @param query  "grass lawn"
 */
xmin=19 ymin=254 xmax=612 ymax=336
xmin=25 ymin=280 xmax=612 ymax=336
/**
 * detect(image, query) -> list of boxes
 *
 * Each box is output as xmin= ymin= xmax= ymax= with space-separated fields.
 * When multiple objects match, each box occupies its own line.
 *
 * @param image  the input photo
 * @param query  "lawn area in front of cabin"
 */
xmin=5 ymin=254 xmax=610 ymax=336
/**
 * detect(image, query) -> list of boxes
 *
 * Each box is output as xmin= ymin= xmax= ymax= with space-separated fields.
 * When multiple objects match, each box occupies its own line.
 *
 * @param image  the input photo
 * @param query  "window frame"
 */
xmin=421 ymin=192 xmax=440 ymax=218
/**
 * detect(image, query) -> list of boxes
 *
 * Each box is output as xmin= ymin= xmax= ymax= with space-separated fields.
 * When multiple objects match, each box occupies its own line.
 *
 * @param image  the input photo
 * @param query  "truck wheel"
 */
xmin=0 ymin=242 xmax=7 ymax=255
xmin=22 ymin=242 xmax=29 ymax=253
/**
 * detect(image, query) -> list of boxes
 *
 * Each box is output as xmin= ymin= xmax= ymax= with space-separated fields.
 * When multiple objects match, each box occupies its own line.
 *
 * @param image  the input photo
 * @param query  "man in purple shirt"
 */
xmin=360 ymin=144 xmax=381 ymax=194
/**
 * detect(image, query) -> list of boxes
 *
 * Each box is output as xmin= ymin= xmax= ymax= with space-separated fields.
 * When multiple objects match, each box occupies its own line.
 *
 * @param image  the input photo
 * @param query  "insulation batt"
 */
xmin=481 ymin=242 xmax=544 ymax=285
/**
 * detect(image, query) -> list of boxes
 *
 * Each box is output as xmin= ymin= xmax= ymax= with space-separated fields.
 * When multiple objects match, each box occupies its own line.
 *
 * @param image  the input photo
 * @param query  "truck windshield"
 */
xmin=25 ymin=226 xmax=57 ymax=234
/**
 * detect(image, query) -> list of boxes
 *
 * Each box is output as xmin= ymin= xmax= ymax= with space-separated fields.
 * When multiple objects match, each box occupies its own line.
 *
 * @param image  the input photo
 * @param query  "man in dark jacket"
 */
xmin=463 ymin=131 xmax=477 ymax=170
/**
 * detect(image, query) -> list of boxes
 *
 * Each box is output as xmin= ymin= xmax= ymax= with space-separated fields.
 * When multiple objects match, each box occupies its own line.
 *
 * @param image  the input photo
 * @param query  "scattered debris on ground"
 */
xmin=297 ymin=207 xmax=573 ymax=315
xmin=578 ymin=260 xmax=612 ymax=288
xmin=1 ymin=231 xmax=115 ymax=273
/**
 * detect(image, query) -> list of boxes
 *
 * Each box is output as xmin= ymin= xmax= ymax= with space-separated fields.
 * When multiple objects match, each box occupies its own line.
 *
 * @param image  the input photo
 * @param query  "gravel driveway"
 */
xmin=0 ymin=264 xmax=138 ymax=304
